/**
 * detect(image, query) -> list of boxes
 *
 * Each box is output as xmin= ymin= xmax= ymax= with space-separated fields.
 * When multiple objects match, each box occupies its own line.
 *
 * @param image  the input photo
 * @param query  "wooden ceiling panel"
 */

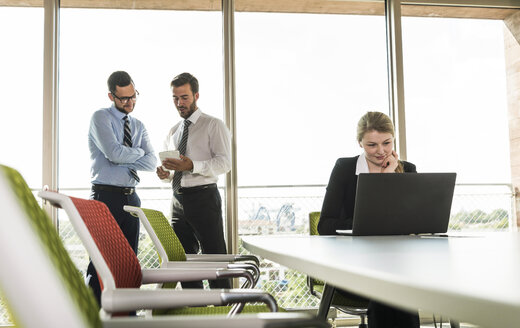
xmin=0 ymin=0 xmax=518 ymax=20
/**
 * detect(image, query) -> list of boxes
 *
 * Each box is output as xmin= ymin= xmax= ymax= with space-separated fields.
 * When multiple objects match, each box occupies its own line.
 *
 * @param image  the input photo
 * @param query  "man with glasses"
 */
xmin=157 ymin=72 xmax=232 ymax=289
xmin=87 ymin=70 xmax=156 ymax=306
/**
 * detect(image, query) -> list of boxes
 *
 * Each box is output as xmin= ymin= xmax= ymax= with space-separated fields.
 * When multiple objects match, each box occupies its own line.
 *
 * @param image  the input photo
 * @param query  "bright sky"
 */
xmin=0 ymin=7 xmax=512 ymax=189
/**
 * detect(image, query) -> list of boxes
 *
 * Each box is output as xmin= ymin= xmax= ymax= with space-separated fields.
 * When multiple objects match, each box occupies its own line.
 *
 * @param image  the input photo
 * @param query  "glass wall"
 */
xmin=234 ymin=7 xmax=388 ymax=307
xmin=401 ymin=7 xmax=516 ymax=231
xmin=0 ymin=3 xmax=43 ymax=326
xmin=235 ymin=12 xmax=388 ymax=188
xmin=57 ymin=6 xmax=224 ymax=288
xmin=402 ymin=15 xmax=511 ymax=183
xmin=59 ymin=8 xmax=224 ymax=193
xmin=0 ymin=6 xmax=43 ymax=189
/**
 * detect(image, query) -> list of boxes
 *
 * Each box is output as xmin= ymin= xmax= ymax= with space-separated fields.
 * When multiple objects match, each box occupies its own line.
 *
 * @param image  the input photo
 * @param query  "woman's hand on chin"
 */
xmin=381 ymin=150 xmax=399 ymax=173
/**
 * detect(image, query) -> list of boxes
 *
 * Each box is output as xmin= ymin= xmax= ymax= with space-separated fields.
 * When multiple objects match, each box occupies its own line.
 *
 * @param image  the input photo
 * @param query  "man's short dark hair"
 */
xmin=107 ymin=71 xmax=134 ymax=94
xmin=170 ymin=72 xmax=199 ymax=94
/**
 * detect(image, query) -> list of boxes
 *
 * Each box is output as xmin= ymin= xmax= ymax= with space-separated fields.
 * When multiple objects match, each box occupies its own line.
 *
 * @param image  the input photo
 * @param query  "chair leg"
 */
xmin=358 ymin=313 xmax=367 ymax=328
xmin=450 ymin=319 xmax=460 ymax=328
xmin=316 ymin=284 xmax=335 ymax=321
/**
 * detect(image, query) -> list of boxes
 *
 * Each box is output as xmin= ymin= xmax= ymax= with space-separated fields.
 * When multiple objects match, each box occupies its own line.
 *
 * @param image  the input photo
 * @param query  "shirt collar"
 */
xmin=355 ymin=152 xmax=370 ymax=175
xmin=186 ymin=108 xmax=202 ymax=125
xmin=109 ymin=105 xmax=128 ymax=121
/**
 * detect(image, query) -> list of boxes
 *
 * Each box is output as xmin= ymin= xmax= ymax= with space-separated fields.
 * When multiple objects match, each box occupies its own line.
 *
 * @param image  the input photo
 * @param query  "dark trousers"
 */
xmin=367 ymin=301 xmax=420 ymax=328
xmin=171 ymin=184 xmax=231 ymax=289
xmin=86 ymin=185 xmax=141 ymax=307
xmin=335 ymin=288 xmax=420 ymax=328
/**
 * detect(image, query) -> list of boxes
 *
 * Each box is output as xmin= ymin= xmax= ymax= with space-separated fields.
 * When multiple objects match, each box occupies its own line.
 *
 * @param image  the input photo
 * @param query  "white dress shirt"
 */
xmin=162 ymin=109 xmax=231 ymax=188
xmin=355 ymin=152 xmax=370 ymax=175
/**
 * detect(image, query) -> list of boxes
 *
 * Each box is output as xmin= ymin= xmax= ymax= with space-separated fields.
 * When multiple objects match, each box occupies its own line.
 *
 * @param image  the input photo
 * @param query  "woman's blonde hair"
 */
xmin=357 ymin=111 xmax=403 ymax=173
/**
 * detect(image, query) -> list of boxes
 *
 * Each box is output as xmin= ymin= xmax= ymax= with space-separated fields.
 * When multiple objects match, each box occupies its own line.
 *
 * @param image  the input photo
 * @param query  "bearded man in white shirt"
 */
xmin=156 ymin=72 xmax=232 ymax=289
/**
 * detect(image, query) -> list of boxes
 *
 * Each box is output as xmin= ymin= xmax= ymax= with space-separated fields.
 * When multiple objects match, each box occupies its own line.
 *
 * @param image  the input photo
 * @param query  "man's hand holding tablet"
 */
xmin=157 ymin=150 xmax=181 ymax=179
xmin=159 ymin=150 xmax=180 ymax=162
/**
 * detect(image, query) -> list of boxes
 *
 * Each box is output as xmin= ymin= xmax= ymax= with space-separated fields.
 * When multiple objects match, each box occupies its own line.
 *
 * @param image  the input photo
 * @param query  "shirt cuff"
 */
xmin=192 ymin=161 xmax=202 ymax=174
xmin=160 ymin=170 xmax=174 ymax=183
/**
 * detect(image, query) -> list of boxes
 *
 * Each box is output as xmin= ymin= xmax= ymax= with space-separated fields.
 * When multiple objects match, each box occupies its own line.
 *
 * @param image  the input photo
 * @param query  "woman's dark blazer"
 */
xmin=317 ymin=155 xmax=417 ymax=235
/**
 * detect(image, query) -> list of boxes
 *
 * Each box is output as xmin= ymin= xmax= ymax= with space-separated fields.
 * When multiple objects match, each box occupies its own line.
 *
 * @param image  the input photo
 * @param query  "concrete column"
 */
xmin=504 ymin=11 xmax=520 ymax=226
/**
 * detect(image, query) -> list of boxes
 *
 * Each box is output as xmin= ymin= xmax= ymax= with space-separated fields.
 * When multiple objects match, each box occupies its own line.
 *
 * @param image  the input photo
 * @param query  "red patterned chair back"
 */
xmin=70 ymin=197 xmax=142 ymax=289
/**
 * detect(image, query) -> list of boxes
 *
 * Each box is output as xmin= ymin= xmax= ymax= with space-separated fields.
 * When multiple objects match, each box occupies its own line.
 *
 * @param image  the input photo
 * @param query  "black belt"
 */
xmin=92 ymin=184 xmax=135 ymax=195
xmin=176 ymin=183 xmax=217 ymax=195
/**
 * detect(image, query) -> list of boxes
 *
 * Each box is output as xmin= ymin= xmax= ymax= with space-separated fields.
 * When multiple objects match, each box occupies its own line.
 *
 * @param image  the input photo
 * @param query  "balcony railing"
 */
xmin=0 ymin=183 xmax=515 ymax=324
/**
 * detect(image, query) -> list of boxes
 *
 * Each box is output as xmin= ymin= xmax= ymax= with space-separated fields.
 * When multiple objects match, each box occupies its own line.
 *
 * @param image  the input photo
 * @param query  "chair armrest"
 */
xmin=163 ymin=262 xmax=259 ymax=288
xmin=102 ymin=289 xmax=223 ymax=312
xmin=141 ymin=268 xmax=218 ymax=283
xmin=141 ymin=268 xmax=253 ymax=288
xmin=163 ymin=261 xmax=229 ymax=269
xmin=186 ymin=254 xmax=260 ymax=266
xmin=101 ymin=289 xmax=278 ymax=313
xmin=232 ymin=254 xmax=260 ymax=267
xmin=228 ymin=263 xmax=260 ymax=288
xmin=103 ymin=312 xmax=330 ymax=328
xmin=185 ymin=254 xmax=236 ymax=262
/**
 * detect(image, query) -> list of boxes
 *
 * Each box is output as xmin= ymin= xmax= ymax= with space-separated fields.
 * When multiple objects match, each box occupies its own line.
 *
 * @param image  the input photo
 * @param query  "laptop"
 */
xmin=336 ymin=172 xmax=457 ymax=236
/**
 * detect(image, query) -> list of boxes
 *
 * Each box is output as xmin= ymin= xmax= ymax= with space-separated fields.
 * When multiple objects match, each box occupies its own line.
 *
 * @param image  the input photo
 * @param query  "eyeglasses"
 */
xmin=112 ymin=91 xmax=139 ymax=104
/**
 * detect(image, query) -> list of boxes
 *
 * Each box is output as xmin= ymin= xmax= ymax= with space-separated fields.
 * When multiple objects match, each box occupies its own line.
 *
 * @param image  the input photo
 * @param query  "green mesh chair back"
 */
xmin=137 ymin=208 xmax=185 ymax=291
xmin=309 ymin=211 xmax=320 ymax=236
xmin=308 ymin=212 xmax=325 ymax=286
xmin=141 ymin=208 xmax=186 ymax=262
xmin=0 ymin=165 xmax=101 ymax=328
xmin=129 ymin=208 xmax=280 ymax=316
xmin=308 ymin=211 xmax=369 ymax=316
xmin=0 ymin=285 xmax=16 ymax=327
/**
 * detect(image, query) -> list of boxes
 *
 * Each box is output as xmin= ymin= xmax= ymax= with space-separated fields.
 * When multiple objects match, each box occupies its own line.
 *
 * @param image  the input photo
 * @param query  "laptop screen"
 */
xmin=349 ymin=172 xmax=456 ymax=236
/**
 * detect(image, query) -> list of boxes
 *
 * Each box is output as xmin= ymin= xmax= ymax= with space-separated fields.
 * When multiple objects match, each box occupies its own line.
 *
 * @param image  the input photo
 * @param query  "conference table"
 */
xmin=242 ymin=233 xmax=520 ymax=328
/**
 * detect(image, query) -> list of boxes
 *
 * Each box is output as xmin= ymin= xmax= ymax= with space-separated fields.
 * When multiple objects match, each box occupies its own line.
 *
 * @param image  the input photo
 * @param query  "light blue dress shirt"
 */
xmin=89 ymin=105 xmax=157 ymax=187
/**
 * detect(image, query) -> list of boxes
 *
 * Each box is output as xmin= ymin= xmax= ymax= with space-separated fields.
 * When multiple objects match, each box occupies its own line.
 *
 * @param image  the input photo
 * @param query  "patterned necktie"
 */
xmin=172 ymin=120 xmax=191 ymax=191
xmin=123 ymin=115 xmax=140 ymax=183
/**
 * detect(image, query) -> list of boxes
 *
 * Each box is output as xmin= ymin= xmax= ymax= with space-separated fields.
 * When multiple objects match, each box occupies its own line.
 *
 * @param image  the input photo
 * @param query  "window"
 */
xmin=59 ymin=8 xmax=224 ymax=193
xmin=402 ymin=13 xmax=511 ymax=183
xmin=0 ymin=4 xmax=43 ymax=326
xmin=0 ymin=6 xmax=43 ymax=189
xmin=235 ymin=11 xmax=388 ymax=187
xmin=234 ymin=7 xmax=387 ymax=307
xmin=57 ymin=6 xmax=224 ymax=286
xmin=401 ymin=6 xmax=518 ymax=231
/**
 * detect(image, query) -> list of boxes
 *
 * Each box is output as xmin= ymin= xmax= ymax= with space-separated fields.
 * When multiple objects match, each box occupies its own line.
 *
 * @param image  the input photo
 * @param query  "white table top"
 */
xmin=242 ymin=233 xmax=520 ymax=328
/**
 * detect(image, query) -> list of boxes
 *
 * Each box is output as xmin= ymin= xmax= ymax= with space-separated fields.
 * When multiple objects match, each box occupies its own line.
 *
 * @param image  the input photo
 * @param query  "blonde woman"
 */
xmin=318 ymin=111 xmax=416 ymax=234
xmin=318 ymin=111 xmax=419 ymax=328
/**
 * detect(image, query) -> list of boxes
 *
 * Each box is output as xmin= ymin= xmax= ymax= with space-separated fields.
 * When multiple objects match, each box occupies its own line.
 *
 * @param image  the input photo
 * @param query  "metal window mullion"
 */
xmin=222 ymin=0 xmax=239 ymax=256
xmin=386 ymin=0 xmax=407 ymax=160
xmin=42 ymin=0 xmax=60 ymax=225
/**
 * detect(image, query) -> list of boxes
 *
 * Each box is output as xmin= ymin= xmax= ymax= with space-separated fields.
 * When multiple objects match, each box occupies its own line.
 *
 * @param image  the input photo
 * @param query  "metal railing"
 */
xmin=0 ymin=183 xmax=515 ymax=324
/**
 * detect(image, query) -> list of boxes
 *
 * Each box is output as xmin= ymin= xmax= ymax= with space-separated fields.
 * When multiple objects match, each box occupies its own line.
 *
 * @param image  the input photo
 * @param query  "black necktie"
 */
xmin=172 ymin=120 xmax=191 ymax=191
xmin=123 ymin=115 xmax=140 ymax=183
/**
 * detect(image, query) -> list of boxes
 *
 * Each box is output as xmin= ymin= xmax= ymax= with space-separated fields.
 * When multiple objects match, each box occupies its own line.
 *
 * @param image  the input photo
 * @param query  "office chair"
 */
xmin=39 ymin=190 xmax=276 ymax=317
xmin=124 ymin=205 xmax=261 ymax=315
xmin=123 ymin=206 xmax=260 ymax=289
xmin=308 ymin=211 xmax=369 ymax=327
xmin=0 ymin=164 xmax=330 ymax=327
